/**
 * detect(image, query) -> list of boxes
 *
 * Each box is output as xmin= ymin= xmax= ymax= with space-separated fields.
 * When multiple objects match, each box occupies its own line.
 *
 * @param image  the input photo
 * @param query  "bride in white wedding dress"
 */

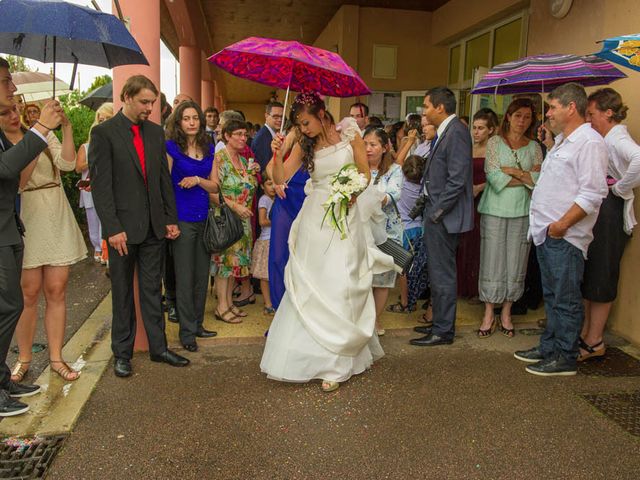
xmin=260 ymin=92 xmax=395 ymax=392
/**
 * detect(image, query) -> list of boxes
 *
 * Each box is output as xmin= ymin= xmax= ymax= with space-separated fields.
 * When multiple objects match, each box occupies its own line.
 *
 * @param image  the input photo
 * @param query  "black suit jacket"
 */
xmin=0 ymin=130 xmax=47 ymax=247
xmin=422 ymin=116 xmax=474 ymax=234
xmin=88 ymin=111 xmax=178 ymax=244
xmin=252 ymin=125 xmax=274 ymax=171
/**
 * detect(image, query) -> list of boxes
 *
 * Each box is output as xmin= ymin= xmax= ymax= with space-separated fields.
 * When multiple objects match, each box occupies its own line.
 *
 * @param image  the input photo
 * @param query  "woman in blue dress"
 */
xmin=267 ymin=130 xmax=310 ymax=310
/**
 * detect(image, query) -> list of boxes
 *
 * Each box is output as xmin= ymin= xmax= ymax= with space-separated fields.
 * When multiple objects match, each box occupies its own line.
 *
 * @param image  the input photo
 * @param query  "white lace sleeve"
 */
xmin=336 ymin=117 xmax=362 ymax=142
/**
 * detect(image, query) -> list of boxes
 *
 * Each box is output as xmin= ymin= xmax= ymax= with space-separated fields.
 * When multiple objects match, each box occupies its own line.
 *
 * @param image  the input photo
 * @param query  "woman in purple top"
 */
xmin=165 ymin=101 xmax=220 ymax=352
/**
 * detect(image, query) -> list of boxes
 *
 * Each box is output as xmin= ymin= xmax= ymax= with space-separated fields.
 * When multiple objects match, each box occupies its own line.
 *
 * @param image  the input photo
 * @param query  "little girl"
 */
xmin=252 ymin=175 xmax=276 ymax=315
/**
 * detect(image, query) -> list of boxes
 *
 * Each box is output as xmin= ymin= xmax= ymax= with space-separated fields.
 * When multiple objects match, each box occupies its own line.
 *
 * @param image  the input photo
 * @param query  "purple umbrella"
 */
xmin=208 ymin=37 xmax=371 ymax=132
xmin=471 ymin=53 xmax=626 ymax=95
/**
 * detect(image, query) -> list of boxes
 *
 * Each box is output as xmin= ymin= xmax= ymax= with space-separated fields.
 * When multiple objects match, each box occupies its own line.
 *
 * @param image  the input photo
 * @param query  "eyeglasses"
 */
xmin=269 ymin=114 xmax=283 ymax=119
xmin=231 ymin=131 xmax=248 ymax=138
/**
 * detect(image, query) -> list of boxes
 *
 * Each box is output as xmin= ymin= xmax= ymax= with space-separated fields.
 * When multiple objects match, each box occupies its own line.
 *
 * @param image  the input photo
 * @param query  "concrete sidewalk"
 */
xmin=46 ymin=328 xmax=640 ymax=480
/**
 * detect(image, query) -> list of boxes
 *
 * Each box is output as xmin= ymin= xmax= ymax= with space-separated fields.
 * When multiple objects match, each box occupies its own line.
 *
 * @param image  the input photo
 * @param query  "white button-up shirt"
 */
xmin=608 ymin=124 xmax=640 ymax=198
xmin=529 ymin=122 xmax=608 ymax=257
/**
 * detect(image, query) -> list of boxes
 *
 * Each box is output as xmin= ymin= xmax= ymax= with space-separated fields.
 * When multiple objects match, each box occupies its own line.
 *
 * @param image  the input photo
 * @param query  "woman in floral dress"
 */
xmin=211 ymin=119 xmax=259 ymax=323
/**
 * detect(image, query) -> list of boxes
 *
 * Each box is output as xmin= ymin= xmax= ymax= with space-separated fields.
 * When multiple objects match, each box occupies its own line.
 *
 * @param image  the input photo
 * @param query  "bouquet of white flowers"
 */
xmin=321 ymin=163 xmax=369 ymax=239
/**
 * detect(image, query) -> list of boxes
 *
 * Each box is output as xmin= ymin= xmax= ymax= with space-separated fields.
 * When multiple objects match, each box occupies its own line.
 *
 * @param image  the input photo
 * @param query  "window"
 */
xmin=449 ymin=45 xmax=461 ymax=85
xmin=493 ymin=18 xmax=523 ymax=65
xmin=464 ymin=32 xmax=491 ymax=81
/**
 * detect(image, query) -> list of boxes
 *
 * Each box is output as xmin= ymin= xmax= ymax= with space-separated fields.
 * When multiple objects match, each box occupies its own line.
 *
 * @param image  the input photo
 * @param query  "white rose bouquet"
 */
xmin=321 ymin=163 xmax=369 ymax=239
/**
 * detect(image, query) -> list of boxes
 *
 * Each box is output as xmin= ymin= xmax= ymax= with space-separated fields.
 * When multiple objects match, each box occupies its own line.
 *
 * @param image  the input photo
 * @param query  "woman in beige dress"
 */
xmin=0 ymin=104 xmax=87 ymax=382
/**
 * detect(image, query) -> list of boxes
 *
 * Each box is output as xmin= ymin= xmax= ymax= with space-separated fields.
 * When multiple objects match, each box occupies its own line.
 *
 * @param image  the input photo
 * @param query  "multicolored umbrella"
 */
xmin=209 ymin=37 xmax=370 ymax=132
xmin=471 ymin=53 xmax=626 ymax=95
xmin=595 ymin=34 xmax=640 ymax=72
xmin=208 ymin=37 xmax=370 ymax=98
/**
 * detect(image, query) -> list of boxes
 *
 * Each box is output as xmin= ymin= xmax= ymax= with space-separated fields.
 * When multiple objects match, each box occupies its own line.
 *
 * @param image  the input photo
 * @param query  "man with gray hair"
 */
xmin=515 ymin=83 xmax=608 ymax=376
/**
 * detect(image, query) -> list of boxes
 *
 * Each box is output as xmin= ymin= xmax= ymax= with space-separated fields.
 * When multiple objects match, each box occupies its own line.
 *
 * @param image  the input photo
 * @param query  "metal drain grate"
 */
xmin=0 ymin=435 xmax=66 ymax=479
xmin=578 ymin=347 xmax=640 ymax=377
xmin=582 ymin=390 xmax=640 ymax=437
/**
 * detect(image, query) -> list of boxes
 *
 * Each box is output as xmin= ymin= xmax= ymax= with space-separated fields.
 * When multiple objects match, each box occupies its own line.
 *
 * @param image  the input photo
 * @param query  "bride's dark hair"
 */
xmin=289 ymin=92 xmax=334 ymax=172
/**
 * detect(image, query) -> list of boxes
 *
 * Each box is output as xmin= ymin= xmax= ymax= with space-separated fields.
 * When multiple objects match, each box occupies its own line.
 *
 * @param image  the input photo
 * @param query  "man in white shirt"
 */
xmin=252 ymin=102 xmax=283 ymax=171
xmin=349 ymin=102 xmax=369 ymax=131
xmin=515 ymin=83 xmax=608 ymax=376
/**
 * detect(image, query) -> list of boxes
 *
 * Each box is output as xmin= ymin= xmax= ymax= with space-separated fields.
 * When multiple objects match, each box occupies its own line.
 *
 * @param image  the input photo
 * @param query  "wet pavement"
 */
xmin=47 ymin=329 xmax=640 ymax=480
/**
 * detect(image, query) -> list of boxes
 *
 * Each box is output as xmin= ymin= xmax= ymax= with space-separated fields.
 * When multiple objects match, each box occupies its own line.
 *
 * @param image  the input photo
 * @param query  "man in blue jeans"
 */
xmin=515 ymin=83 xmax=608 ymax=376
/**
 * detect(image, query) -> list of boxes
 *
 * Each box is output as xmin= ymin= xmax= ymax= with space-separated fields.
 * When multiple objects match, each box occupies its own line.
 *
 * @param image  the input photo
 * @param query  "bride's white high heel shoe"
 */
xmin=321 ymin=380 xmax=339 ymax=392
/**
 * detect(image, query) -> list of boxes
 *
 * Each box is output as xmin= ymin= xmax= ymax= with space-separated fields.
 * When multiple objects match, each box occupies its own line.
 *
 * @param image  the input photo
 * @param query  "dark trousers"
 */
xmin=173 ymin=221 xmax=209 ymax=344
xmin=108 ymin=230 xmax=167 ymax=359
xmin=537 ymin=237 xmax=584 ymax=366
xmin=163 ymin=241 xmax=176 ymax=305
xmin=0 ymin=243 xmax=24 ymax=389
xmin=423 ymin=220 xmax=459 ymax=340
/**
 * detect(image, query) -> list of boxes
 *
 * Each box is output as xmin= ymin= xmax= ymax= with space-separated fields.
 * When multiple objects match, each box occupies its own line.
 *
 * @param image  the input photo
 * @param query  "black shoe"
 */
xmin=413 ymin=325 xmax=432 ymax=335
xmin=233 ymin=295 xmax=256 ymax=307
xmin=167 ymin=305 xmax=179 ymax=323
xmin=514 ymin=347 xmax=545 ymax=363
xmin=0 ymin=390 xmax=29 ymax=417
xmin=525 ymin=357 xmax=577 ymax=377
xmin=114 ymin=358 xmax=132 ymax=378
xmin=409 ymin=334 xmax=453 ymax=347
xmin=7 ymin=381 xmax=41 ymax=398
xmin=182 ymin=342 xmax=198 ymax=352
xmin=150 ymin=349 xmax=190 ymax=367
xmin=196 ymin=328 xmax=217 ymax=338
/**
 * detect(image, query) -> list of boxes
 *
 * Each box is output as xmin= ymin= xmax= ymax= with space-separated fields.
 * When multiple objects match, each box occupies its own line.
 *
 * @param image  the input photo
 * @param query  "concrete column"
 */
xmin=179 ymin=45 xmax=201 ymax=105
xmin=201 ymin=80 xmax=215 ymax=109
xmin=112 ymin=0 xmax=161 ymax=123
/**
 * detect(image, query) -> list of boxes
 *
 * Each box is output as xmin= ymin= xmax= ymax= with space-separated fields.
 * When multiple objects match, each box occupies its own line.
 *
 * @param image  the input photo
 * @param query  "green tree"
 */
xmin=5 ymin=55 xmax=33 ymax=72
xmin=87 ymin=74 xmax=111 ymax=92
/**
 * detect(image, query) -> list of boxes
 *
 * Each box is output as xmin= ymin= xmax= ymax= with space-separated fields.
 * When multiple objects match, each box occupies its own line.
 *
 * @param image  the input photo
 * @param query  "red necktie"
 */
xmin=131 ymin=124 xmax=147 ymax=183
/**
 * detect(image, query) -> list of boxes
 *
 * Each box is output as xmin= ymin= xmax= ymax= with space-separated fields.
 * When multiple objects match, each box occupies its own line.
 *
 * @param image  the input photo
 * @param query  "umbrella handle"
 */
xmin=52 ymin=36 xmax=56 ymax=98
xmin=280 ymin=84 xmax=291 ymax=135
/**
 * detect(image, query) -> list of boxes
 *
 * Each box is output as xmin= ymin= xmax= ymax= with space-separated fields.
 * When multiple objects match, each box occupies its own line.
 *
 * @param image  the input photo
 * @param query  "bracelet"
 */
xmin=36 ymin=120 xmax=53 ymax=131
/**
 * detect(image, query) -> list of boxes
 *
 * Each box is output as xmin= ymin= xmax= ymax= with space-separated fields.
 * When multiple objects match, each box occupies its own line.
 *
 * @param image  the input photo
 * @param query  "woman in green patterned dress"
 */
xmin=211 ymin=119 xmax=259 ymax=323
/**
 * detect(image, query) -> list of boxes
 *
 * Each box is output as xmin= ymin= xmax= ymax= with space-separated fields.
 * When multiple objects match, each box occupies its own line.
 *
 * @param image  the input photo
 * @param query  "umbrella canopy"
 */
xmin=208 ymin=37 xmax=371 ymax=98
xmin=13 ymin=71 xmax=70 ymax=101
xmin=0 ymin=0 xmax=148 ymax=68
xmin=79 ymin=82 xmax=112 ymax=110
xmin=595 ymin=34 xmax=640 ymax=72
xmin=471 ymin=53 xmax=626 ymax=95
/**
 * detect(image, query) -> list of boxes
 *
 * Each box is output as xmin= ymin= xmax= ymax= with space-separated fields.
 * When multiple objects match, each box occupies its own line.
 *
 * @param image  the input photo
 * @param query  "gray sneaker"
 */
xmin=514 ymin=346 xmax=544 ymax=363
xmin=8 ymin=381 xmax=41 ymax=398
xmin=525 ymin=357 xmax=577 ymax=377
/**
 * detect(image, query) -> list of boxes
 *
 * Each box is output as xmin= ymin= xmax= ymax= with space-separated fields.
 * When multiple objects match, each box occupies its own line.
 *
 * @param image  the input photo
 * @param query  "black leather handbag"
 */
xmin=203 ymin=192 xmax=244 ymax=253
xmin=374 ymin=177 xmax=415 ymax=275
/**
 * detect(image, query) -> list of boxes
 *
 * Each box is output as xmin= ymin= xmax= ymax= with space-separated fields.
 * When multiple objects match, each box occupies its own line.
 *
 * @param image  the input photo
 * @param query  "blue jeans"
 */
xmin=536 ymin=237 xmax=584 ymax=366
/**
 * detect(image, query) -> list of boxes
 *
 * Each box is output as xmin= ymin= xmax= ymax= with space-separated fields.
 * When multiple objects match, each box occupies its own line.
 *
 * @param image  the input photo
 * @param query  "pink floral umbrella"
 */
xmin=208 ymin=37 xmax=371 ymax=131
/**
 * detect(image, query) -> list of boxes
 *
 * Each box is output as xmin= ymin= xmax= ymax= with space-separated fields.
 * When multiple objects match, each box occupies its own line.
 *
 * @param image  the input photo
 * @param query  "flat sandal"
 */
xmin=214 ymin=308 xmax=242 ymax=324
xmin=10 ymin=360 xmax=31 ymax=382
xmin=50 ymin=360 xmax=80 ymax=382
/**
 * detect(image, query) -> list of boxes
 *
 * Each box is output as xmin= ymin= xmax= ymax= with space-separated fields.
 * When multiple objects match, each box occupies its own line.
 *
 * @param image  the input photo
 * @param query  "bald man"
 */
xmin=173 ymin=93 xmax=193 ymax=109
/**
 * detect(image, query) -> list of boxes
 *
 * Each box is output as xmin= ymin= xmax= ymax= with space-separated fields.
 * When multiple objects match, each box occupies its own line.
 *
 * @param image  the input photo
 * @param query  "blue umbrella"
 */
xmin=595 ymin=34 xmax=640 ymax=72
xmin=0 ymin=0 xmax=148 ymax=95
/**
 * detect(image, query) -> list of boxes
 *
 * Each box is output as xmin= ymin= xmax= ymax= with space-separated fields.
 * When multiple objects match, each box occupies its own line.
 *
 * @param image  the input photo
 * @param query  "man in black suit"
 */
xmin=252 ymin=102 xmax=283 ymax=172
xmin=411 ymin=87 xmax=474 ymax=347
xmin=89 ymin=75 xmax=189 ymax=377
xmin=0 ymin=57 xmax=64 ymax=415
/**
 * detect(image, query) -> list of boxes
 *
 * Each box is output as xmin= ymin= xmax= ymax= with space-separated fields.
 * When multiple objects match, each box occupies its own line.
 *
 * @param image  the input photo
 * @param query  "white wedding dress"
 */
xmin=260 ymin=121 xmax=395 ymax=383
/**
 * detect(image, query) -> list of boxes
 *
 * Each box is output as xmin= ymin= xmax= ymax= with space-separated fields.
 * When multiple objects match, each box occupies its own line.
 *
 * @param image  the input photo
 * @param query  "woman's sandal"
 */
xmin=214 ymin=308 xmax=242 ymax=324
xmin=263 ymin=307 xmax=276 ymax=316
xmin=50 ymin=360 xmax=80 ymax=382
xmin=477 ymin=317 xmax=497 ymax=338
xmin=578 ymin=338 xmax=606 ymax=362
xmin=10 ymin=360 xmax=31 ymax=382
xmin=321 ymin=380 xmax=339 ymax=392
xmin=230 ymin=305 xmax=248 ymax=318
xmin=386 ymin=302 xmax=410 ymax=314
xmin=233 ymin=294 xmax=256 ymax=307
xmin=499 ymin=318 xmax=515 ymax=338
xmin=417 ymin=312 xmax=433 ymax=327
